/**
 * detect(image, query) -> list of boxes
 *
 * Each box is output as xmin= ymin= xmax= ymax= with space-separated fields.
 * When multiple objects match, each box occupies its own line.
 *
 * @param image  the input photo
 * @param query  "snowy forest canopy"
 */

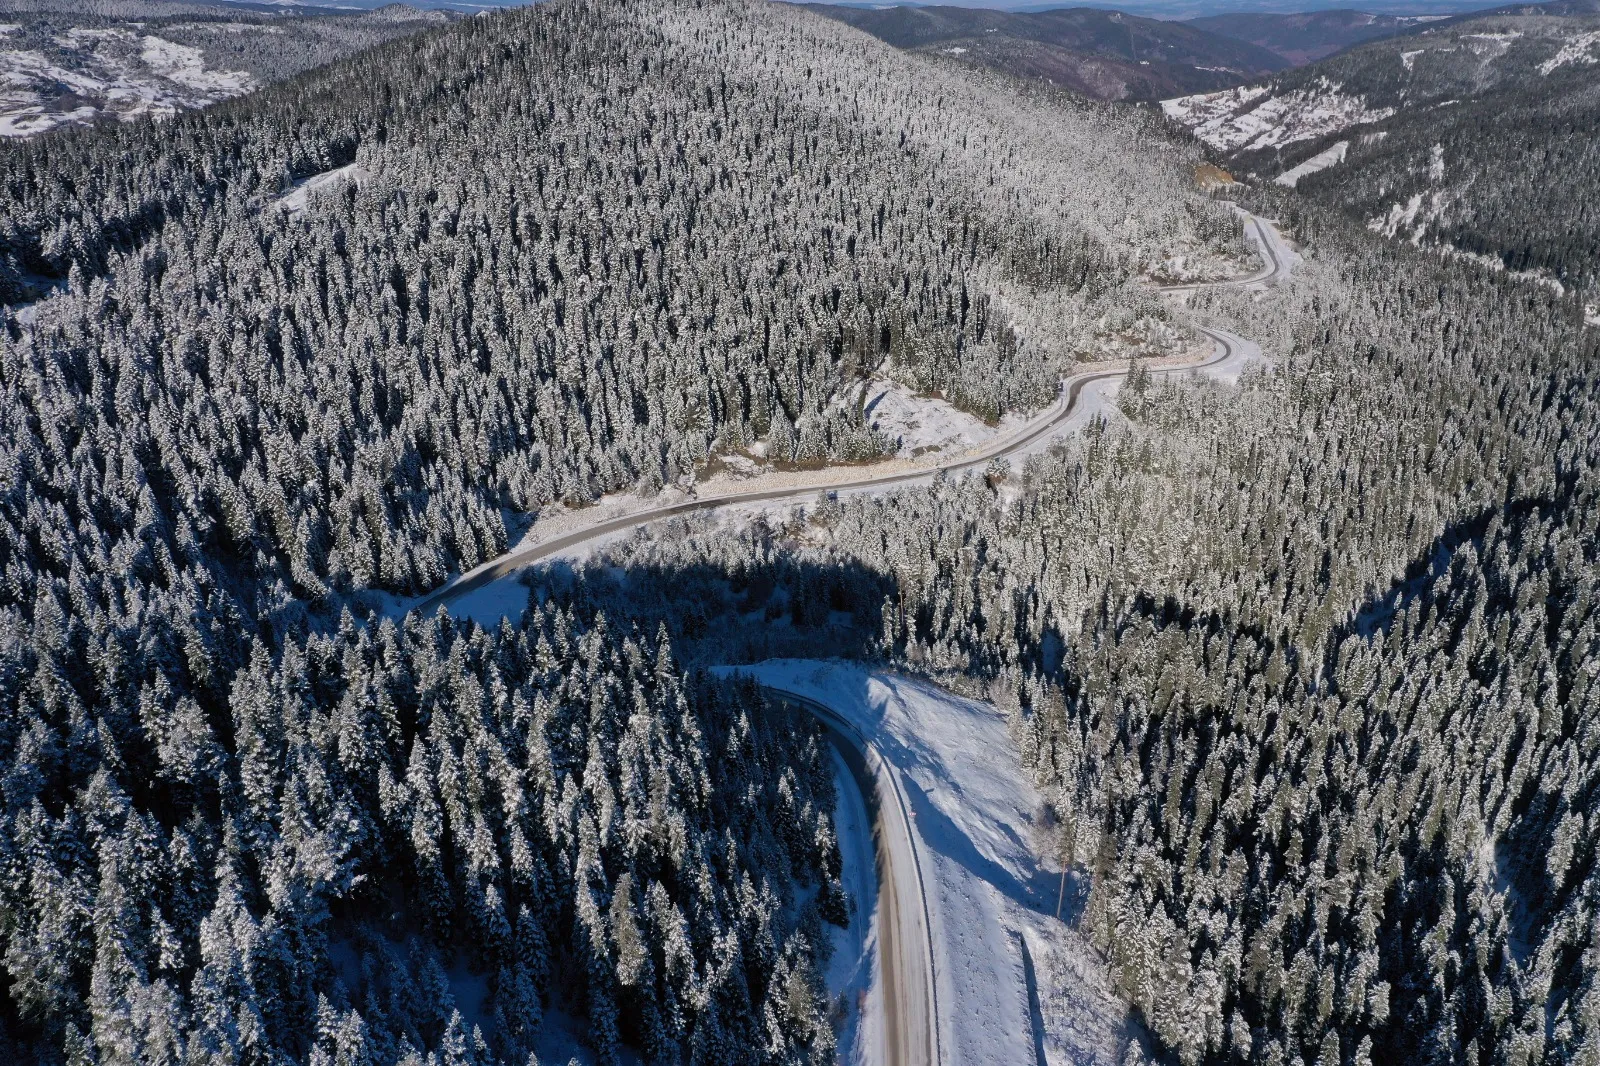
xmin=565 ymin=191 xmax=1600 ymax=1065
xmin=2 ymin=0 xmax=1598 ymax=1065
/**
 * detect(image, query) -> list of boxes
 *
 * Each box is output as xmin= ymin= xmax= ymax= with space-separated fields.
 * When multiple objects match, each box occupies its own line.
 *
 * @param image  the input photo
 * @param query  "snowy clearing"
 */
xmin=1274 ymin=139 xmax=1348 ymax=188
xmin=274 ymin=162 xmax=370 ymax=216
xmin=862 ymin=374 xmax=1026 ymax=459
xmin=140 ymin=34 xmax=253 ymax=95
xmin=1161 ymin=78 xmax=1393 ymax=154
xmin=730 ymin=661 xmax=1130 ymax=1066
xmin=1540 ymin=29 xmax=1600 ymax=75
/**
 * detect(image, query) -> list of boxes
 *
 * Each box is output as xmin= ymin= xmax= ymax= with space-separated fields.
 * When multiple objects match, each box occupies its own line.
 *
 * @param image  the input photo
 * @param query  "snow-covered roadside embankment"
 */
xmin=727 ymin=660 xmax=1131 ymax=1066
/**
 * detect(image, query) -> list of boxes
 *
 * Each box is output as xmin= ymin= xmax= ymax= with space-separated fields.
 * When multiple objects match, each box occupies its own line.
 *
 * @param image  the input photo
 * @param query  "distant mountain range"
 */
xmin=803 ymin=1 xmax=1586 ymax=99
xmin=1189 ymin=9 xmax=1423 ymax=63
xmin=805 ymin=4 xmax=1293 ymax=99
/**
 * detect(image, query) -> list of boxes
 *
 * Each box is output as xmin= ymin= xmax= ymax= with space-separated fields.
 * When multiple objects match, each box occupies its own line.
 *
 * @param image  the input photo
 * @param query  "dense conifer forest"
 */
xmin=0 ymin=1 xmax=1243 ymax=1060
xmin=580 ymin=195 xmax=1600 ymax=1063
xmin=3 ymin=0 xmax=1598 ymax=1064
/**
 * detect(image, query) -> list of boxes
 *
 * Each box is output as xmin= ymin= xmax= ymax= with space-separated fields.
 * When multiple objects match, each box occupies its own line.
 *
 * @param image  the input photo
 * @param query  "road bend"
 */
xmin=408 ymin=210 xmax=1290 ymax=1065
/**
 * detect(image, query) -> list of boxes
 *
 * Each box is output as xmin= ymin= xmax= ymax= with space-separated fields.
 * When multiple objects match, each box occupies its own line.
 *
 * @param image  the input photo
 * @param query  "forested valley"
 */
xmin=577 ymin=190 xmax=1600 ymax=1064
xmin=2 ymin=0 xmax=1598 ymax=1065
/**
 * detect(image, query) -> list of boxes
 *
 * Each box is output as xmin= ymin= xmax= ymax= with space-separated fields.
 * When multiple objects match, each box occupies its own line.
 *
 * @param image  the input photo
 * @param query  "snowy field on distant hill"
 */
xmin=0 ymin=28 xmax=254 ymax=137
xmin=727 ymin=660 xmax=1132 ymax=1066
xmin=1162 ymin=78 xmax=1392 ymax=152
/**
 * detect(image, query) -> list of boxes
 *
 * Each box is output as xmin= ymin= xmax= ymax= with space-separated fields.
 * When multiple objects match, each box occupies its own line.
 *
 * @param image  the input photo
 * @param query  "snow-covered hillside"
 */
xmin=1160 ymin=77 xmax=1392 ymax=154
xmin=0 ymin=27 xmax=254 ymax=137
xmin=1164 ymin=12 xmax=1600 ymax=301
xmin=0 ymin=6 xmax=448 ymax=139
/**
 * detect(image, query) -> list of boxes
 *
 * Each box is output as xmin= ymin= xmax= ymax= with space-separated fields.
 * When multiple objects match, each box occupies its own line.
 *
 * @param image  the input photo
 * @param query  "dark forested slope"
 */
xmin=1187 ymin=9 xmax=1414 ymax=64
xmin=806 ymin=3 xmax=1290 ymax=101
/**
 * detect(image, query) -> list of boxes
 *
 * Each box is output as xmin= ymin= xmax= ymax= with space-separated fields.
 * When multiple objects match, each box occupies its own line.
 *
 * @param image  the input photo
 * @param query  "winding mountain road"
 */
xmin=414 ymin=210 xmax=1291 ymax=1066
xmin=411 ymin=324 xmax=1254 ymax=615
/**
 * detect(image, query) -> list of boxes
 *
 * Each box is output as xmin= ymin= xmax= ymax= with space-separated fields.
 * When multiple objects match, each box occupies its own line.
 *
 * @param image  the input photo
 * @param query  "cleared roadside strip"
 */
xmin=761 ymin=687 xmax=943 ymax=1066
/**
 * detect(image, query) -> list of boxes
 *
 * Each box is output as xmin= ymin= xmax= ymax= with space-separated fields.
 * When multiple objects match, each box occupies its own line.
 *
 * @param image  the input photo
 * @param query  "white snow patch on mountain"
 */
xmin=1274 ymin=139 xmax=1347 ymax=188
xmin=1162 ymin=78 xmax=1393 ymax=153
xmin=1540 ymin=29 xmax=1600 ymax=75
xmin=730 ymin=660 xmax=1131 ymax=1066
xmin=1586 ymin=305 xmax=1599 ymax=328
xmin=275 ymin=162 xmax=370 ymax=216
xmin=0 ymin=27 xmax=255 ymax=138
xmin=1369 ymin=192 xmax=1428 ymax=240
xmin=1401 ymin=48 xmax=1424 ymax=70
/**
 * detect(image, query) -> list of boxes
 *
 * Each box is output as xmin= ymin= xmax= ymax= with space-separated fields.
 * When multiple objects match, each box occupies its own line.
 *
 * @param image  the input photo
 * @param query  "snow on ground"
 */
xmin=140 ymin=34 xmax=253 ymax=95
xmin=1586 ymin=304 xmax=1599 ymax=328
xmin=862 ymin=374 xmax=1025 ymax=459
xmin=432 ymin=575 xmax=535 ymax=631
xmin=1540 ymin=29 xmax=1600 ymax=75
xmin=729 ymin=661 xmax=1129 ymax=1066
xmin=1429 ymin=243 xmax=1568 ymax=297
xmin=1159 ymin=83 xmax=1267 ymax=138
xmin=0 ymin=27 xmax=255 ymax=138
xmin=275 ymin=162 xmax=370 ymax=216
xmin=1274 ymin=139 xmax=1347 ymax=188
xmin=1162 ymin=78 xmax=1393 ymax=154
xmin=828 ymin=742 xmax=882 ymax=1065
xmin=1369 ymin=191 xmax=1432 ymax=241
xmin=1401 ymin=48 xmax=1424 ymax=70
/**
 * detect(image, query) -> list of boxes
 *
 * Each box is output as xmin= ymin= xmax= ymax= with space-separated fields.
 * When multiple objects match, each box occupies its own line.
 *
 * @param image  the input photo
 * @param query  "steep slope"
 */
xmin=0 ymin=1 xmax=447 ymax=139
xmin=806 ymin=4 xmax=1290 ymax=101
xmin=1164 ymin=12 xmax=1600 ymax=299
